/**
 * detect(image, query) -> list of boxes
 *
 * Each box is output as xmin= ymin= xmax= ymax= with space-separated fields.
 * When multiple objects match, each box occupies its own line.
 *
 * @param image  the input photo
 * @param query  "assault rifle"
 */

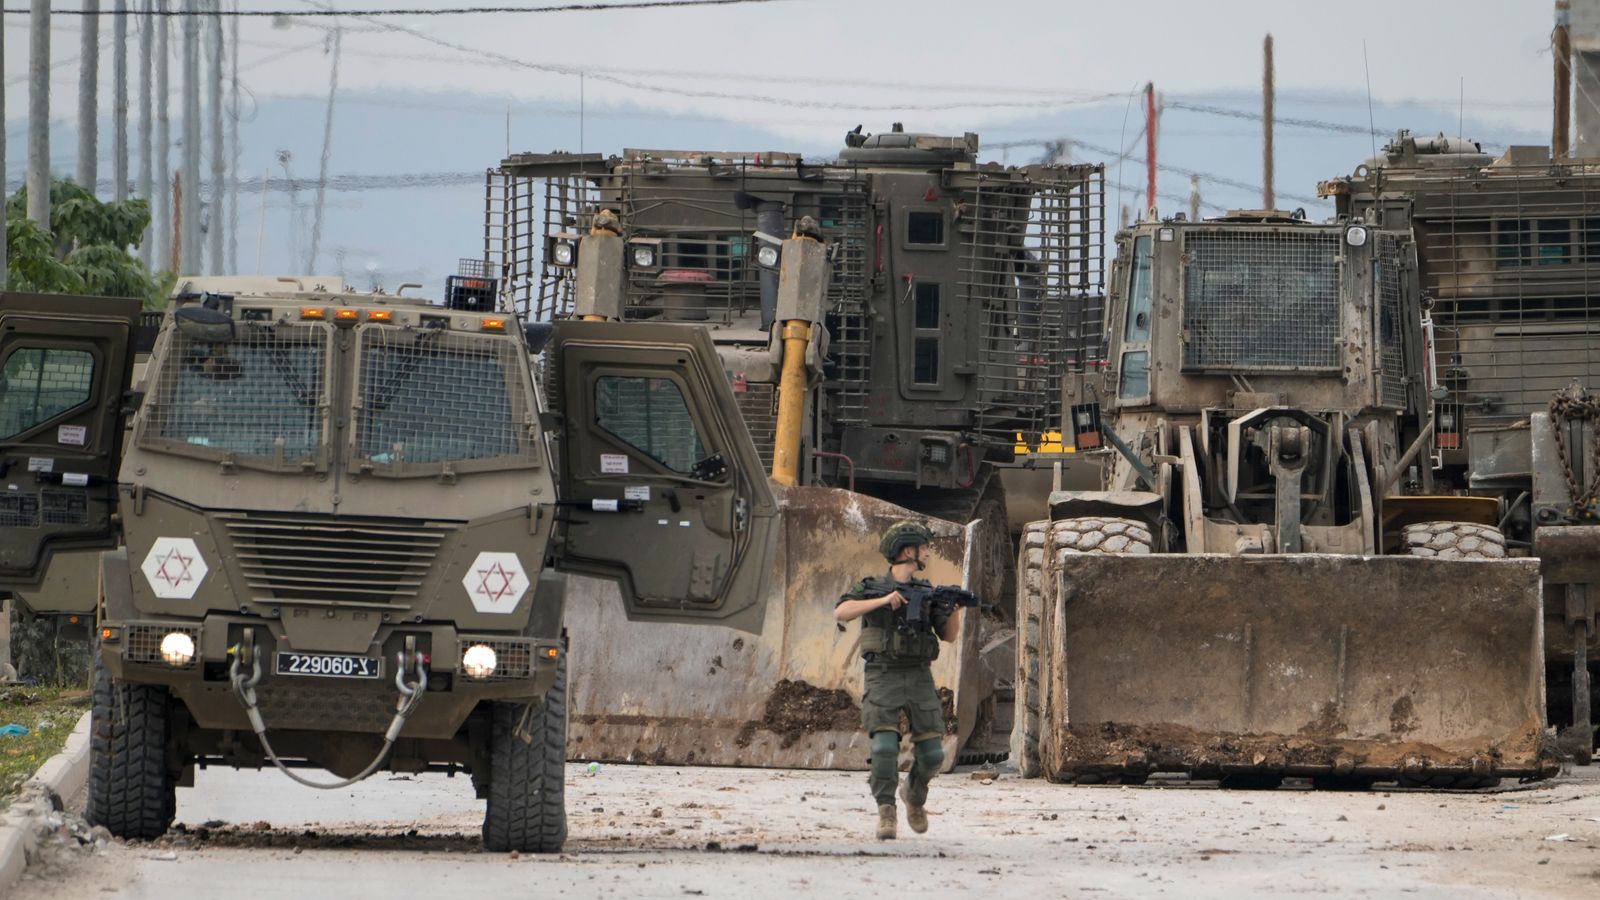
xmin=895 ymin=583 xmax=981 ymax=633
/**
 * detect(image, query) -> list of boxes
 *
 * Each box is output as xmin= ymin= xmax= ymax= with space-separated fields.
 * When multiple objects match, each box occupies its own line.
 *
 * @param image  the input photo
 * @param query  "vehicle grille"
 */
xmin=1182 ymin=230 xmax=1341 ymax=372
xmin=457 ymin=637 xmax=534 ymax=682
xmin=220 ymin=515 xmax=451 ymax=605
xmin=126 ymin=623 xmax=199 ymax=669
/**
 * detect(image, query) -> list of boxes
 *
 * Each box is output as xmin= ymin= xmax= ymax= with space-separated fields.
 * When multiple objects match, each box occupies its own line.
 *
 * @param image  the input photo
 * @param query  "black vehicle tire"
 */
xmin=1049 ymin=517 xmax=1155 ymax=561
xmin=1400 ymin=522 xmax=1507 ymax=559
xmin=85 ymin=651 xmax=176 ymax=840
xmin=1011 ymin=521 xmax=1048 ymax=779
xmin=483 ymin=655 xmax=568 ymax=854
xmin=1395 ymin=774 xmax=1502 ymax=790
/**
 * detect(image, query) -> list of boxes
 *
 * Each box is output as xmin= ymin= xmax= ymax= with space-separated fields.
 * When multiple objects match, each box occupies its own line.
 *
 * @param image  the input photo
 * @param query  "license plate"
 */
xmin=275 ymin=651 xmax=381 ymax=679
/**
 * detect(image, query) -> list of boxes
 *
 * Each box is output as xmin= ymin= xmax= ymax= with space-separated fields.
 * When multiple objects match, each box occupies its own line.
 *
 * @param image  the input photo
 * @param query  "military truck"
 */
xmin=1012 ymin=210 xmax=1551 ymax=788
xmin=476 ymin=127 xmax=1104 ymax=767
xmin=0 ymin=281 xmax=780 ymax=852
xmin=1321 ymin=131 xmax=1600 ymax=763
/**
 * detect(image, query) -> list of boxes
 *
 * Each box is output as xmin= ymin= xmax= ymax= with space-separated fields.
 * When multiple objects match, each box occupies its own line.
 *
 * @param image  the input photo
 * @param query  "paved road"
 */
xmin=15 ymin=763 xmax=1600 ymax=898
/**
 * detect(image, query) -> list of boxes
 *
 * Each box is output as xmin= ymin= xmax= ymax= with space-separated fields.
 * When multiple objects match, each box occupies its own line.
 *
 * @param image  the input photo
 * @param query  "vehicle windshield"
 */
xmin=1181 ymin=230 xmax=1341 ymax=372
xmin=353 ymin=328 xmax=533 ymax=470
xmin=142 ymin=322 xmax=327 ymax=465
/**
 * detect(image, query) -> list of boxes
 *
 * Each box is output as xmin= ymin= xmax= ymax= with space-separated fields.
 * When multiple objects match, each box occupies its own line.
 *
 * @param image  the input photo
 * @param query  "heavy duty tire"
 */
xmin=483 ymin=656 xmax=568 ymax=853
xmin=1010 ymin=521 xmax=1048 ymax=779
xmin=1400 ymin=522 xmax=1507 ymax=559
xmin=85 ymin=651 xmax=177 ymax=840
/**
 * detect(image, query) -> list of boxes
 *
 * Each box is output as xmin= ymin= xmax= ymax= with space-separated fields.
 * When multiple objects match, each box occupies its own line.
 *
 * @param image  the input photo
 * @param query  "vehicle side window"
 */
xmin=1124 ymin=235 xmax=1153 ymax=341
xmin=595 ymin=375 xmax=708 ymax=473
xmin=0 ymin=348 xmax=95 ymax=439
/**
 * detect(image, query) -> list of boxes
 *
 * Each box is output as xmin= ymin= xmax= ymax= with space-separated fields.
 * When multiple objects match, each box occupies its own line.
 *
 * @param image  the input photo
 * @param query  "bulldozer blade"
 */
xmin=564 ymin=485 xmax=995 ymax=770
xmin=1036 ymin=554 xmax=1554 ymax=783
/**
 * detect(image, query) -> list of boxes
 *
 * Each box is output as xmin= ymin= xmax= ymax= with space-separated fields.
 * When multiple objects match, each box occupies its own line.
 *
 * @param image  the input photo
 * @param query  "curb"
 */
xmin=0 ymin=711 xmax=92 ymax=895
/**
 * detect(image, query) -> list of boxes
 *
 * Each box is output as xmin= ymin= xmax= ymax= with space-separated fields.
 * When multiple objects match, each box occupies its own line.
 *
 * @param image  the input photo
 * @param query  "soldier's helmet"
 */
xmin=879 ymin=521 xmax=934 ymax=562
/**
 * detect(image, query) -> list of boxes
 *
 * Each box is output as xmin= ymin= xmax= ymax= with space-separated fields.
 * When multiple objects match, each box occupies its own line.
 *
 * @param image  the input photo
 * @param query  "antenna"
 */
xmin=1362 ymin=40 xmax=1378 ymax=164
xmin=1459 ymin=76 xmax=1465 ymax=151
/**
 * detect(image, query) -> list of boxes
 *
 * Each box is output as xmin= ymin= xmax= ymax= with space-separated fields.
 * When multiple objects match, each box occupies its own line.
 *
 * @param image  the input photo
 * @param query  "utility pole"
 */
xmin=1 ymin=2 xmax=7 ymax=292
xmin=228 ymin=2 xmax=241 ymax=273
xmin=1555 ymin=0 xmax=1573 ymax=159
xmin=1144 ymin=82 xmax=1157 ymax=216
xmin=207 ymin=0 xmax=225 ymax=274
xmin=28 ymin=0 xmax=53 ymax=228
xmin=171 ymin=171 xmax=182 ymax=272
xmin=308 ymin=26 xmax=343 ymax=273
xmin=78 ymin=1 xmax=101 ymax=193
xmin=1189 ymin=175 xmax=1201 ymax=223
xmin=138 ymin=0 xmax=154 ymax=265
xmin=182 ymin=0 xmax=201 ymax=274
xmin=155 ymin=0 xmax=170 ymax=269
xmin=1263 ymin=33 xmax=1276 ymax=209
xmin=114 ymin=1 xmax=129 ymax=202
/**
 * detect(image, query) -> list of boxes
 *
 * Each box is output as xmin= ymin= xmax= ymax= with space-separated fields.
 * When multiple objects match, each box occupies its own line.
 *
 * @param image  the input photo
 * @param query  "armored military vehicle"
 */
xmin=1321 ymin=131 xmax=1600 ymax=763
xmin=1012 ymin=210 xmax=1551 ymax=788
xmin=478 ymin=127 xmax=1105 ymax=768
xmin=0 ymin=281 xmax=779 ymax=852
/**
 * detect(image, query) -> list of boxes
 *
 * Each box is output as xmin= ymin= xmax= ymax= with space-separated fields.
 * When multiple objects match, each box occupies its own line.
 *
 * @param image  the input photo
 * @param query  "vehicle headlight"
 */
xmin=552 ymin=241 xmax=576 ymax=266
xmin=159 ymin=631 xmax=195 ymax=667
xmin=462 ymin=644 xmax=498 ymax=679
xmin=632 ymin=245 xmax=656 ymax=268
xmin=756 ymin=245 xmax=781 ymax=269
xmin=1345 ymin=225 xmax=1368 ymax=247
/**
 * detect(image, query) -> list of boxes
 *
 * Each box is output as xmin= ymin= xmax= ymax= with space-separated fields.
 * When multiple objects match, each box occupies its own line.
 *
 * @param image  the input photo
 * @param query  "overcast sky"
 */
xmin=0 ymin=0 xmax=1572 ymax=150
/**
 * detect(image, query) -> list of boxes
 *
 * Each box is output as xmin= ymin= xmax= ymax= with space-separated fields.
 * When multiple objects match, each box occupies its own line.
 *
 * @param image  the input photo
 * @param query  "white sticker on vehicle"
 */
xmin=140 ymin=537 xmax=209 ymax=600
xmin=27 ymin=457 xmax=53 ymax=473
xmin=57 ymin=424 xmax=87 ymax=446
xmin=600 ymin=453 xmax=629 ymax=474
xmin=591 ymin=499 xmax=619 ymax=512
xmin=624 ymin=485 xmax=650 ymax=501
xmin=462 ymin=551 xmax=531 ymax=614
xmin=61 ymin=473 xmax=90 ymax=487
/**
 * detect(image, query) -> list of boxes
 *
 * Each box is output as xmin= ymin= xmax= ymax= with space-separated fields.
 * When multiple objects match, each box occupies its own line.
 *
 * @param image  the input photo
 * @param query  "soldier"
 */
xmin=834 ymin=521 xmax=962 ymax=840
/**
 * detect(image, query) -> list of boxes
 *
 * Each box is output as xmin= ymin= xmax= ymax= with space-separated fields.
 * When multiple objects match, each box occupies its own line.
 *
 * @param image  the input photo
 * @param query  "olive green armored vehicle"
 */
xmin=0 ymin=280 xmax=778 ymax=852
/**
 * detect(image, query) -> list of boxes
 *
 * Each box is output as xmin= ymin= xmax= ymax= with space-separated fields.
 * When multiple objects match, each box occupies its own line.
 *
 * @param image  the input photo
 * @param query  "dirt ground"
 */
xmin=12 ymin=762 xmax=1600 ymax=898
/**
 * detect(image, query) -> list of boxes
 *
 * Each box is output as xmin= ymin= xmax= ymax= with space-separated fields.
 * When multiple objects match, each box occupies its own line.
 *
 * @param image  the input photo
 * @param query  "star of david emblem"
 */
xmin=462 ymin=552 xmax=529 ymax=614
xmin=141 ymin=537 xmax=209 ymax=600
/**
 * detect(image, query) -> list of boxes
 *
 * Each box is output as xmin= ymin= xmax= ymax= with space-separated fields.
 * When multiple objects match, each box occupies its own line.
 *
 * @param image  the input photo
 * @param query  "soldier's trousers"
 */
xmin=861 ymin=664 xmax=946 ymax=807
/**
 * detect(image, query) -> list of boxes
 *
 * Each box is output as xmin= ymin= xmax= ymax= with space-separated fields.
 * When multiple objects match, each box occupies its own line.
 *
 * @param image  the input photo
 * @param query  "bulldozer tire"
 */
xmin=86 ymin=651 xmax=176 ymax=840
xmin=1400 ymin=522 xmax=1507 ymax=559
xmin=483 ymin=656 xmax=568 ymax=853
xmin=1049 ymin=517 xmax=1155 ymax=561
xmin=1396 ymin=774 xmax=1502 ymax=790
xmin=1011 ymin=521 xmax=1048 ymax=779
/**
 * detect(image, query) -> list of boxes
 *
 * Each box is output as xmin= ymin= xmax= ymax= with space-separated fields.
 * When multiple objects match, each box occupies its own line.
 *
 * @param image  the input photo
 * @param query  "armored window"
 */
xmin=913 ymin=338 xmax=940 ymax=385
xmin=595 ymin=375 xmax=708 ymax=474
xmin=1536 ymin=218 xmax=1572 ymax=266
xmin=911 ymin=282 xmax=942 ymax=386
xmin=906 ymin=211 xmax=945 ymax=246
xmin=1180 ymin=230 xmax=1341 ymax=372
xmin=1124 ymin=235 xmax=1154 ymax=342
xmin=1117 ymin=351 xmax=1150 ymax=400
xmin=0 ymin=348 xmax=95 ymax=440
xmin=914 ymin=282 xmax=941 ymax=329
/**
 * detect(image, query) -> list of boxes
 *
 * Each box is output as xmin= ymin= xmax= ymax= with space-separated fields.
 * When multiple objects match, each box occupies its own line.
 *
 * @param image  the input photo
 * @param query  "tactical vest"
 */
xmin=845 ymin=574 xmax=942 ymax=664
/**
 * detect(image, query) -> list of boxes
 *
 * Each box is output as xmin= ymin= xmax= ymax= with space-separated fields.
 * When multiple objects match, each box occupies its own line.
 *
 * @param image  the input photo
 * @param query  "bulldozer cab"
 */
xmin=0 ymin=292 xmax=141 ymax=589
xmin=548 ymin=319 xmax=779 ymax=632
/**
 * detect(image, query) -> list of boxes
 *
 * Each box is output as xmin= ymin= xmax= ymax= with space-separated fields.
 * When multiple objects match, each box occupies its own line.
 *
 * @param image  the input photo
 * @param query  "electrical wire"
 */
xmin=2 ymin=0 xmax=794 ymax=15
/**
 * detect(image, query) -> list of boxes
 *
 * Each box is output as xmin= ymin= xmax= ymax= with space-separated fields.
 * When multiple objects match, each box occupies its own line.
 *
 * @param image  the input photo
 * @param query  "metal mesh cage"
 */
xmin=126 ymin=624 xmax=199 ymax=669
xmin=457 ymin=637 xmax=534 ymax=682
xmin=353 ymin=328 xmax=536 ymax=472
xmin=1375 ymin=232 xmax=1409 ymax=408
xmin=141 ymin=323 xmax=328 ymax=466
xmin=1182 ymin=230 xmax=1341 ymax=372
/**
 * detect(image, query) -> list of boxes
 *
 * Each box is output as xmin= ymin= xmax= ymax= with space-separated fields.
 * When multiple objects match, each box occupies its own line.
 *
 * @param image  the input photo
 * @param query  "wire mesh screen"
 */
xmin=1374 ymin=163 xmax=1600 ymax=426
xmin=354 ymin=328 xmax=535 ymax=471
xmin=1182 ymin=230 xmax=1341 ymax=372
xmin=964 ymin=165 xmax=1105 ymax=445
xmin=1375 ymin=232 xmax=1409 ymax=408
xmin=141 ymin=324 xmax=328 ymax=466
xmin=594 ymin=375 xmax=707 ymax=473
xmin=0 ymin=348 xmax=95 ymax=439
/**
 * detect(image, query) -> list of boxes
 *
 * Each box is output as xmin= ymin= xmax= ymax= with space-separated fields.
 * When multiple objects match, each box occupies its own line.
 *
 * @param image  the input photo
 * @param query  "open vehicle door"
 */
xmin=549 ymin=320 xmax=778 ymax=633
xmin=0 ymin=293 xmax=141 ymax=588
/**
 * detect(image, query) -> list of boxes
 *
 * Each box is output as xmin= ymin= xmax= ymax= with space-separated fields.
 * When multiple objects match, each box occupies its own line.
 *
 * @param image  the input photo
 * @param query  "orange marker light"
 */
xmin=544 ymin=647 xmax=560 ymax=659
xmin=101 ymin=627 xmax=113 ymax=640
xmin=300 ymin=307 xmax=326 ymax=320
xmin=481 ymin=318 xmax=507 ymax=332
xmin=366 ymin=309 xmax=394 ymax=323
xmin=334 ymin=308 xmax=360 ymax=322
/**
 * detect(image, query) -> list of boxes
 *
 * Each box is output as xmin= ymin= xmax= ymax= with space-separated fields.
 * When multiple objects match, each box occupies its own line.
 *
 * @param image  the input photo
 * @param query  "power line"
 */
xmin=2 ymin=0 xmax=791 ymax=15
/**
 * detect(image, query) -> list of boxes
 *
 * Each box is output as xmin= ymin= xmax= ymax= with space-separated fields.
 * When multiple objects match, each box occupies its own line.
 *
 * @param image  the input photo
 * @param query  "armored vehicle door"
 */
xmin=550 ymin=320 xmax=778 ymax=633
xmin=0 ymin=293 xmax=141 ymax=588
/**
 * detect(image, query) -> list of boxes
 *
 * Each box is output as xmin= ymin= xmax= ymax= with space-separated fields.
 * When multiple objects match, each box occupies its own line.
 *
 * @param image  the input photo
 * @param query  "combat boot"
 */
xmin=876 ymin=804 xmax=897 ymax=840
xmin=898 ymin=781 xmax=928 ymax=834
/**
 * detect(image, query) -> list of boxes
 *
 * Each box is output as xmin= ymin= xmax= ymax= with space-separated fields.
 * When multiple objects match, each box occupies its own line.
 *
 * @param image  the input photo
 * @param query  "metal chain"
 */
xmin=1549 ymin=387 xmax=1600 ymax=513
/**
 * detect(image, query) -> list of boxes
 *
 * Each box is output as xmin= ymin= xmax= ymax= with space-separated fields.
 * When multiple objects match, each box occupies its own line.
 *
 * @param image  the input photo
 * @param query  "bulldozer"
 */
xmin=1012 ymin=208 xmax=1553 ymax=789
xmin=1321 ymin=132 xmax=1600 ymax=763
xmin=480 ymin=127 xmax=1106 ymax=767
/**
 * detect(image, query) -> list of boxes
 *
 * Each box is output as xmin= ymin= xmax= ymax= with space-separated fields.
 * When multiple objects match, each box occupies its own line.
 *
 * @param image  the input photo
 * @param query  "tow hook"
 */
xmin=395 ymin=635 xmax=430 ymax=706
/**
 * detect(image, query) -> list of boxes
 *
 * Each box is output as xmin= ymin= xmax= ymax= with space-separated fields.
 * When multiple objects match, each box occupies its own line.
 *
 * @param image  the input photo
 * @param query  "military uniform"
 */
xmin=837 ymin=572 xmax=952 ymax=812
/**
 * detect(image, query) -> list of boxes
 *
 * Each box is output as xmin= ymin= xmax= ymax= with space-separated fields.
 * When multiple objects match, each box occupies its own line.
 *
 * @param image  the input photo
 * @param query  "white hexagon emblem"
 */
xmin=463 ymin=552 xmax=529 ymax=614
xmin=140 ymin=537 xmax=208 ymax=600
